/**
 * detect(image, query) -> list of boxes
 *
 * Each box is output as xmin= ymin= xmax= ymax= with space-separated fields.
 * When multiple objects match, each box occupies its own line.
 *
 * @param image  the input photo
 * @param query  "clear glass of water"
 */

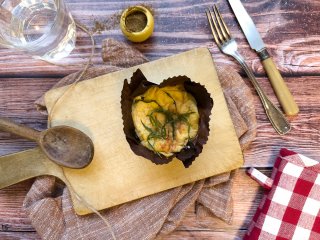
xmin=0 ymin=0 xmax=76 ymax=61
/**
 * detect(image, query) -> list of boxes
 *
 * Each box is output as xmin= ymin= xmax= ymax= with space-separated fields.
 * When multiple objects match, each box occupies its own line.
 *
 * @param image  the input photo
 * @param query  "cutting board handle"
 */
xmin=0 ymin=148 xmax=63 ymax=189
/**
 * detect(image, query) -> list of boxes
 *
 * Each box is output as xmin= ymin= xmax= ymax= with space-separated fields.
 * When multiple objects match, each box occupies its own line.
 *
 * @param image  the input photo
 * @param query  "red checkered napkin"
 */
xmin=244 ymin=148 xmax=320 ymax=240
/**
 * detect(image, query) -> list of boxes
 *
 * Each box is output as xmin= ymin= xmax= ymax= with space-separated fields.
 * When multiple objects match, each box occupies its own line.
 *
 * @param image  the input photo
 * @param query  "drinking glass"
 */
xmin=0 ymin=0 xmax=76 ymax=61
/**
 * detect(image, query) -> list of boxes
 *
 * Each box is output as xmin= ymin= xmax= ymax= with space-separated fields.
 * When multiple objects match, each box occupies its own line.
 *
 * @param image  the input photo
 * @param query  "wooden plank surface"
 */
xmin=0 ymin=170 xmax=267 ymax=238
xmin=0 ymin=0 xmax=319 ymax=77
xmin=1 ymin=76 xmax=319 ymax=167
xmin=0 ymin=0 xmax=319 ymax=239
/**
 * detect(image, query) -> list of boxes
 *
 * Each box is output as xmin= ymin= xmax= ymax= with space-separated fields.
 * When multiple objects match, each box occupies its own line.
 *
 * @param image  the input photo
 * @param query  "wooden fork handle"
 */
xmin=259 ymin=49 xmax=299 ymax=116
xmin=0 ymin=117 xmax=40 ymax=141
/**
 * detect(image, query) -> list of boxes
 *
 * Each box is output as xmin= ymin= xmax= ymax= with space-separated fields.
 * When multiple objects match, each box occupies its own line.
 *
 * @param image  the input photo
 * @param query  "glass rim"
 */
xmin=1 ymin=0 xmax=70 ymax=50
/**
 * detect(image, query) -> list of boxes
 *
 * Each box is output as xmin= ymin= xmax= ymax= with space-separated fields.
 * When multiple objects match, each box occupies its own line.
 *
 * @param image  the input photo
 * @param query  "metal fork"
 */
xmin=206 ymin=5 xmax=291 ymax=135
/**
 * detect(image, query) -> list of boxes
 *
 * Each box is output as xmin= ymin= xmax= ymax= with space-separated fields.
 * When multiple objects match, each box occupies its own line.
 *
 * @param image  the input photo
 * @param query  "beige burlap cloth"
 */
xmin=24 ymin=39 xmax=257 ymax=240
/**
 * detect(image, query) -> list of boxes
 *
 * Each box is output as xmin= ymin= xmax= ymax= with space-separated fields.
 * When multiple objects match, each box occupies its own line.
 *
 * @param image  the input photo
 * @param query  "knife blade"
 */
xmin=228 ymin=0 xmax=299 ymax=116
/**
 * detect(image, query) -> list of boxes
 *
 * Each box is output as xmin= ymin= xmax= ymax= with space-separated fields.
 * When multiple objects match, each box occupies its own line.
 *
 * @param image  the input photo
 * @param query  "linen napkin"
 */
xmin=24 ymin=38 xmax=257 ymax=239
xmin=245 ymin=148 xmax=320 ymax=240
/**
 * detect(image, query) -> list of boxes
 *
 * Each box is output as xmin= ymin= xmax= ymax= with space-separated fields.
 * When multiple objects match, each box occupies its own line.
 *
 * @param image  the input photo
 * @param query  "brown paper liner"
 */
xmin=121 ymin=69 xmax=213 ymax=168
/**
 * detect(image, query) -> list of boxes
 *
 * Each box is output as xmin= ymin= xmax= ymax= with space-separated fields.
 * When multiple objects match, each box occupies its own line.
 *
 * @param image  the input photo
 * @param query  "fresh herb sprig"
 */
xmin=142 ymin=108 xmax=194 ymax=152
xmin=139 ymin=90 xmax=195 ymax=156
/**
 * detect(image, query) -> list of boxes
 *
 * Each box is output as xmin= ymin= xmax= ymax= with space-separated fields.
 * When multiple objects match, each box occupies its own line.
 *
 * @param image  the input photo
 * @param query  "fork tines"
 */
xmin=206 ymin=5 xmax=231 ymax=47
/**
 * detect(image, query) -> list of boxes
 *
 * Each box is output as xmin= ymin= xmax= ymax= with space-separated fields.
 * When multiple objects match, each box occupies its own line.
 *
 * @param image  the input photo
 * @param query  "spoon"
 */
xmin=0 ymin=117 xmax=94 ymax=169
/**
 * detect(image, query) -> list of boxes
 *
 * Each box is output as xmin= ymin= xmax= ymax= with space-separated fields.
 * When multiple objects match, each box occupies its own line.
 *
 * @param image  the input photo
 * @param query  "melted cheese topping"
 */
xmin=132 ymin=85 xmax=199 ymax=157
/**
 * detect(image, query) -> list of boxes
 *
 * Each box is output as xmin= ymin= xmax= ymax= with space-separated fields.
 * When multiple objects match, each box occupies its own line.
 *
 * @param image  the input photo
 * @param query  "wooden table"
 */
xmin=1 ymin=0 xmax=319 ymax=239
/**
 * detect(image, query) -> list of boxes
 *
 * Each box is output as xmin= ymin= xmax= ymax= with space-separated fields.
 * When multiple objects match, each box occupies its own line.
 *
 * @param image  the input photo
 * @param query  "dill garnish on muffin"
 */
xmin=132 ymin=85 xmax=199 ymax=157
xmin=121 ymin=69 xmax=213 ymax=167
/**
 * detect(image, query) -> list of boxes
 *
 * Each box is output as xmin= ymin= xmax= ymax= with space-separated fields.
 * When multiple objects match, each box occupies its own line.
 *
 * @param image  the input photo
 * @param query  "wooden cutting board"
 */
xmin=0 ymin=48 xmax=243 ymax=215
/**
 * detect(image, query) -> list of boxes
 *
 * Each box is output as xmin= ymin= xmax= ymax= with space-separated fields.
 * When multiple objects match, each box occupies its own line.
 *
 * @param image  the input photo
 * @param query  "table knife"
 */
xmin=227 ymin=0 xmax=299 ymax=116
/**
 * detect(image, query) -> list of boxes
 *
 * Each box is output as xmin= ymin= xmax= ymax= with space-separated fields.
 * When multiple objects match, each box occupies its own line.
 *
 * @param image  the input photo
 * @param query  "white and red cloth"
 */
xmin=244 ymin=148 xmax=320 ymax=240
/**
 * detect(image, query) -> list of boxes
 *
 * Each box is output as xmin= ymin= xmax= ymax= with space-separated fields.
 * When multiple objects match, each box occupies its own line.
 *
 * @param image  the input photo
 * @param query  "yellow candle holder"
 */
xmin=120 ymin=6 xmax=154 ymax=43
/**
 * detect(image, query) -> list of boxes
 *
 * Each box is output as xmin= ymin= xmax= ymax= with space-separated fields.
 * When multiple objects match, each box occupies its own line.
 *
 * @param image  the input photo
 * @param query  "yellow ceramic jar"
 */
xmin=120 ymin=6 xmax=154 ymax=43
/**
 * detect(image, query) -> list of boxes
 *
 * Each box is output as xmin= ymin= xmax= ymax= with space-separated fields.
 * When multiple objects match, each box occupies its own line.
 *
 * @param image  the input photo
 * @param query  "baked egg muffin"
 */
xmin=132 ymin=85 xmax=199 ymax=157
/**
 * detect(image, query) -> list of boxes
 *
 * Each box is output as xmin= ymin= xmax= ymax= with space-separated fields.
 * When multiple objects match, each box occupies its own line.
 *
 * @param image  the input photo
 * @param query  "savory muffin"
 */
xmin=121 ymin=69 xmax=213 ymax=167
xmin=132 ymin=85 xmax=199 ymax=157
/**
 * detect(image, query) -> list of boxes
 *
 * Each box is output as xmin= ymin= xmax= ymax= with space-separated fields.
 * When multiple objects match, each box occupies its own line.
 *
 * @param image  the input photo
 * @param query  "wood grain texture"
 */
xmin=0 ymin=0 xmax=319 ymax=238
xmin=1 ymin=76 xmax=319 ymax=167
xmin=0 ymin=232 xmax=41 ymax=240
xmin=0 ymin=77 xmax=318 ymax=238
xmin=158 ymin=230 xmax=246 ymax=240
xmin=0 ymin=0 xmax=320 ymax=77
xmin=0 ymin=76 xmax=319 ymax=237
xmin=0 ymin=78 xmax=57 ymax=155
xmin=44 ymin=48 xmax=243 ymax=214
xmin=0 ymin=169 xmax=267 ymax=239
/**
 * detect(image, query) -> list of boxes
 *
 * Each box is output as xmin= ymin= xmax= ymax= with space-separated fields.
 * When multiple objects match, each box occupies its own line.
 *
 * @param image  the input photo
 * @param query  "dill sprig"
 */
xmin=136 ymin=89 xmax=196 ymax=156
xmin=141 ymin=106 xmax=194 ymax=156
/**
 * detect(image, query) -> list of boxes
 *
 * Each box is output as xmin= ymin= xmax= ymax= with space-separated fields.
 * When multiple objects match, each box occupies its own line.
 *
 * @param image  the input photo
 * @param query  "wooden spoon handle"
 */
xmin=0 ymin=117 xmax=40 ymax=141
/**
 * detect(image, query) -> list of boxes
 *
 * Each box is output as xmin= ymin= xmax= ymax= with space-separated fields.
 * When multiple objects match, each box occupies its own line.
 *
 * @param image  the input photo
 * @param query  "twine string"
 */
xmin=44 ymin=22 xmax=117 ymax=240
xmin=46 ymin=23 xmax=95 ymax=126
xmin=62 ymin=171 xmax=117 ymax=240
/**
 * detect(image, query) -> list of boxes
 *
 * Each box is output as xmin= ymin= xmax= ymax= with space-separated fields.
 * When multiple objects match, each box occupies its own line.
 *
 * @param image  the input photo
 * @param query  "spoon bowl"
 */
xmin=0 ymin=117 xmax=94 ymax=169
xmin=39 ymin=126 xmax=94 ymax=168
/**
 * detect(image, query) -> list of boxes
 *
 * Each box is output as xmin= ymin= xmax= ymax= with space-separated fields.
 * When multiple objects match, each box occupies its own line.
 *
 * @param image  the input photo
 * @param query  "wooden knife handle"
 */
xmin=259 ymin=50 xmax=299 ymax=116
